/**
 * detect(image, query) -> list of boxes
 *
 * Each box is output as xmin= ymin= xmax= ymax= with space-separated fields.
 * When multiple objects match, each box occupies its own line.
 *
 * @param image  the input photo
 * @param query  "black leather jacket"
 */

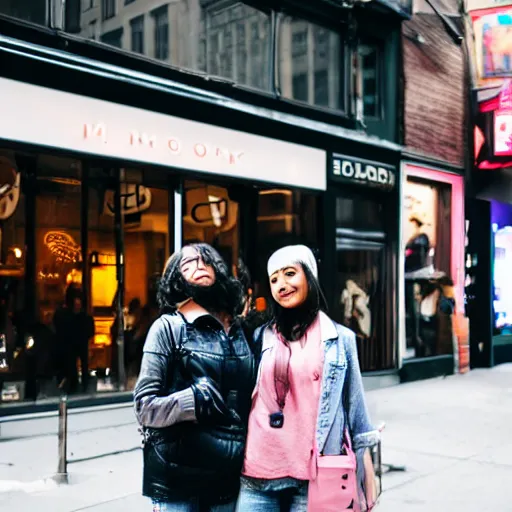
xmin=134 ymin=313 xmax=255 ymax=504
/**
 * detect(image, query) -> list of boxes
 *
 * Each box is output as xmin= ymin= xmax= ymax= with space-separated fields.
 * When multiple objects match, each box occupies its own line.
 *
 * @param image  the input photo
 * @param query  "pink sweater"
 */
xmin=243 ymin=316 xmax=323 ymax=481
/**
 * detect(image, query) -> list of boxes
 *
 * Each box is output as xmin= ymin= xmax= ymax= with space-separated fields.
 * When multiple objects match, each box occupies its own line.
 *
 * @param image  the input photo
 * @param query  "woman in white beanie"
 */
xmin=237 ymin=245 xmax=379 ymax=512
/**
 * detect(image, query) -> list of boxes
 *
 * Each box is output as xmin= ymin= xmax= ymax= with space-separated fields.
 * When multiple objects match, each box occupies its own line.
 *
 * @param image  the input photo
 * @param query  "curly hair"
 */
xmin=157 ymin=243 xmax=245 ymax=318
xmin=269 ymin=262 xmax=328 ymax=341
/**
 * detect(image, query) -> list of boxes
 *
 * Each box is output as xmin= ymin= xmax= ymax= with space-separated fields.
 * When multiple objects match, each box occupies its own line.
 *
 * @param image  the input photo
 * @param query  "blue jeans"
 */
xmin=152 ymin=498 xmax=236 ymax=512
xmin=236 ymin=483 xmax=308 ymax=512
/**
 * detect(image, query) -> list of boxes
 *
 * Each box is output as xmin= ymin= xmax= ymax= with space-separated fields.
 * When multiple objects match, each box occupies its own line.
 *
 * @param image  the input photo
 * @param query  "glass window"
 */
xmin=336 ymin=195 xmax=385 ymax=233
xmin=35 ymin=156 xmax=84 ymax=397
xmin=0 ymin=0 xmax=47 ymax=25
xmin=102 ymin=0 xmax=116 ymax=21
xmin=206 ymin=3 xmax=270 ymax=90
xmin=101 ymin=28 xmax=123 ymax=48
xmin=183 ymin=181 xmax=240 ymax=274
xmin=254 ymin=190 xmax=318 ymax=307
xmin=153 ymin=6 xmax=169 ymax=61
xmin=334 ymin=196 xmax=394 ymax=371
xmin=0 ymin=151 xmax=26 ymax=401
xmin=358 ymin=40 xmax=381 ymax=118
xmin=131 ymin=15 xmax=145 ymax=54
xmin=279 ymin=16 xmax=343 ymax=110
xmin=403 ymin=178 xmax=454 ymax=360
xmin=67 ymin=1 xmax=271 ymax=92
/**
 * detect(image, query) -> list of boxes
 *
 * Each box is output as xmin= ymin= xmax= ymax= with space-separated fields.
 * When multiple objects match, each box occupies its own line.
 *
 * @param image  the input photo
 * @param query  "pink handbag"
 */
xmin=307 ymin=431 xmax=359 ymax=512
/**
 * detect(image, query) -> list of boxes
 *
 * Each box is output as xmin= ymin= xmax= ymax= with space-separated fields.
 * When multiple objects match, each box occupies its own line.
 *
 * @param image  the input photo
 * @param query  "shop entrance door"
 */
xmin=84 ymin=167 xmax=174 ymax=392
xmin=332 ymin=193 xmax=396 ymax=372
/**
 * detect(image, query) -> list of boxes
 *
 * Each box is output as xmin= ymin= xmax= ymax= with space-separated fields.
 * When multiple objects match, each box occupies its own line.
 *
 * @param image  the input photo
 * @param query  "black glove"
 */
xmin=191 ymin=377 xmax=230 ymax=424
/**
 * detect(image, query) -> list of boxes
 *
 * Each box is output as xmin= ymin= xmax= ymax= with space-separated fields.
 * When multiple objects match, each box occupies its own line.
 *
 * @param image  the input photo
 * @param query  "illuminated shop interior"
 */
xmin=0 ymin=150 xmax=318 ymax=401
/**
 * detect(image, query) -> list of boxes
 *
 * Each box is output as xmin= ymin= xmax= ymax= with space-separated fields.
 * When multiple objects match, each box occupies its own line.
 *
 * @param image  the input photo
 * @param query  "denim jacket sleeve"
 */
xmin=133 ymin=317 xmax=196 ymax=428
xmin=343 ymin=329 xmax=380 ymax=451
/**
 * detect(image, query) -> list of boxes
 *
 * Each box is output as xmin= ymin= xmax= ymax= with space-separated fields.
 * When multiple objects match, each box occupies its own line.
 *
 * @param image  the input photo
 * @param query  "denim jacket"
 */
xmin=247 ymin=312 xmax=379 ymax=509
xmin=255 ymin=311 xmax=379 ymax=456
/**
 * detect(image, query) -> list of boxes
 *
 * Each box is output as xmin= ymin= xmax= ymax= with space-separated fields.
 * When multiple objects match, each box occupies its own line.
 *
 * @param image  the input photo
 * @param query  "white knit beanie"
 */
xmin=267 ymin=245 xmax=318 ymax=278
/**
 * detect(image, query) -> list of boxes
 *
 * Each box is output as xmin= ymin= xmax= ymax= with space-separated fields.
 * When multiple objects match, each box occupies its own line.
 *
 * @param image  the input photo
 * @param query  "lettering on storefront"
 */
xmin=331 ymin=154 xmax=397 ymax=190
xmin=83 ymin=122 xmax=108 ymax=144
xmin=83 ymin=124 xmax=244 ymax=166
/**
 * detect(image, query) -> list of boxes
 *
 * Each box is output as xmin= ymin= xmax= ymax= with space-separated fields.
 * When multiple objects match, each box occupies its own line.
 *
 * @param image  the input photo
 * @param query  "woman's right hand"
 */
xmin=191 ymin=377 xmax=231 ymax=425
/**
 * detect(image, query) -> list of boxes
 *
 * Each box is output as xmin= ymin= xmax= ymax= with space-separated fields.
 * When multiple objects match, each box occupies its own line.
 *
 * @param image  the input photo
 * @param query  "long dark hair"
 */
xmin=157 ymin=243 xmax=245 ymax=318
xmin=269 ymin=263 xmax=327 ymax=341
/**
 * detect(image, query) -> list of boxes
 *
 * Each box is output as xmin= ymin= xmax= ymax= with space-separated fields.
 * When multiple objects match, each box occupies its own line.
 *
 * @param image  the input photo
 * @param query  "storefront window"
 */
xmin=35 ymin=157 xmax=82 ymax=397
xmin=333 ymin=195 xmax=394 ymax=371
xmin=183 ymin=180 xmax=240 ymax=274
xmin=491 ymin=200 xmax=512 ymax=335
xmin=0 ymin=156 xmax=173 ymax=404
xmin=74 ymin=1 xmax=271 ymax=92
xmin=0 ymin=151 xmax=26 ymax=402
xmin=0 ymin=0 xmax=48 ymax=26
xmin=403 ymin=178 xmax=454 ymax=359
xmin=278 ymin=16 xmax=343 ymax=110
xmin=88 ymin=168 xmax=170 ymax=392
xmin=253 ymin=189 xmax=318 ymax=307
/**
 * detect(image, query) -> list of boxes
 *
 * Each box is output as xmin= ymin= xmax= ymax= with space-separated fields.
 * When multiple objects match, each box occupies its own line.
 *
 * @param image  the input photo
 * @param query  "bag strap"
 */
xmin=343 ymin=428 xmax=353 ymax=453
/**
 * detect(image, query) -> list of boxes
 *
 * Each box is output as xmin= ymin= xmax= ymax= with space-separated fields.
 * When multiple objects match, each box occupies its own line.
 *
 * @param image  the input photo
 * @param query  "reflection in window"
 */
xmin=153 ymin=6 xmax=169 ymax=61
xmin=206 ymin=3 xmax=270 ymax=90
xmin=0 ymin=151 xmax=25 ymax=399
xmin=359 ymin=41 xmax=380 ymax=118
xmin=0 ymin=0 xmax=47 ymax=25
xmin=73 ymin=1 xmax=271 ymax=92
xmin=101 ymin=28 xmax=123 ymax=48
xmin=279 ymin=16 xmax=343 ymax=110
xmin=254 ymin=190 xmax=318 ymax=306
xmin=102 ymin=0 xmax=116 ymax=21
xmin=183 ymin=181 xmax=240 ymax=274
xmin=131 ymin=15 xmax=145 ymax=54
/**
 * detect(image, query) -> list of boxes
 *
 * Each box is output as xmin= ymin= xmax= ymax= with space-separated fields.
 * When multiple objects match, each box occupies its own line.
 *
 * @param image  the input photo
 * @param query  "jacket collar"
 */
xmin=178 ymin=299 xmax=210 ymax=324
xmin=263 ymin=311 xmax=338 ymax=348
xmin=319 ymin=311 xmax=338 ymax=342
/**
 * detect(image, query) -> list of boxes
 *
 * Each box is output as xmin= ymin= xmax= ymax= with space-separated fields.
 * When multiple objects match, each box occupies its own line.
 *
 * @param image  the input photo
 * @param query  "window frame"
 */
xmin=357 ymin=37 xmax=384 ymax=121
xmin=274 ymin=10 xmax=349 ymax=116
xmin=152 ymin=5 xmax=169 ymax=61
xmin=203 ymin=1 xmax=274 ymax=92
xmin=101 ymin=0 xmax=116 ymax=21
xmin=130 ymin=14 xmax=145 ymax=55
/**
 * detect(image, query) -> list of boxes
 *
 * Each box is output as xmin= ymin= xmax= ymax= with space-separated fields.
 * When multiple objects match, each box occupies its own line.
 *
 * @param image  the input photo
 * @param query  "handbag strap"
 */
xmin=343 ymin=428 xmax=353 ymax=453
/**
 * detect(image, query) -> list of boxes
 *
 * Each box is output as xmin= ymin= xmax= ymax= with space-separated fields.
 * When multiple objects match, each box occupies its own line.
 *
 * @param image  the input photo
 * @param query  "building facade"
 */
xmin=0 ymin=0 xmax=409 ymax=411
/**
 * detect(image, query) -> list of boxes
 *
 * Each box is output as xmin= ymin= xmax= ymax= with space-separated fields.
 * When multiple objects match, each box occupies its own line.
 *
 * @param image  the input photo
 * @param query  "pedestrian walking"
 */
xmin=237 ymin=245 xmax=380 ymax=512
xmin=134 ymin=243 xmax=255 ymax=512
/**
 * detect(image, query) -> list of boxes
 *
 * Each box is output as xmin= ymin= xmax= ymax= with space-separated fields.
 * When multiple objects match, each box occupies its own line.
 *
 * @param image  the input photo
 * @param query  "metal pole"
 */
xmin=114 ymin=173 xmax=126 ymax=390
xmin=55 ymin=395 xmax=68 ymax=484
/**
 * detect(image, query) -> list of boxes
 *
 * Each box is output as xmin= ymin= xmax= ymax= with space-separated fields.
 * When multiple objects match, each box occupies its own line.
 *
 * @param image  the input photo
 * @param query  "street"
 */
xmin=1 ymin=365 xmax=512 ymax=511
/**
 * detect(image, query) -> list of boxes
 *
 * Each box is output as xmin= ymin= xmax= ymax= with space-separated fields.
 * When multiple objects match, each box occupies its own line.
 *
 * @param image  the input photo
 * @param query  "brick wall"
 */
xmin=403 ymin=13 xmax=465 ymax=167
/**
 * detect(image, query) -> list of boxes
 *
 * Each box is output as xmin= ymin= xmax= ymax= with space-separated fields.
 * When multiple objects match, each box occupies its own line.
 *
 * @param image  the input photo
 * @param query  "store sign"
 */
xmin=0 ymin=78 xmax=326 ymax=191
xmin=331 ymin=154 xmax=396 ymax=190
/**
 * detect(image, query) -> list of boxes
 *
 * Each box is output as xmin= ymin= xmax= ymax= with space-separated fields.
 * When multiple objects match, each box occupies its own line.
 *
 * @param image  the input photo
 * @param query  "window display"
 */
xmin=490 ymin=200 xmax=512 ymax=335
xmin=403 ymin=177 xmax=455 ymax=359
xmin=333 ymin=194 xmax=395 ymax=372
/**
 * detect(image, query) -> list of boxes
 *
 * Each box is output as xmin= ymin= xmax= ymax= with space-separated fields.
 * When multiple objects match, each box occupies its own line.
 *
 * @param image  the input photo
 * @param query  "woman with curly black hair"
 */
xmin=134 ymin=243 xmax=255 ymax=512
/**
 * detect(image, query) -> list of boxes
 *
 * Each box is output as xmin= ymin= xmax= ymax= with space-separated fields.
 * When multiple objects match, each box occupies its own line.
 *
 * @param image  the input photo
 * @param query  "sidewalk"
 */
xmin=367 ymin=364 xmax=512 ymax=511
xmin=1 ymin=365 xmax=512 ymax=511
